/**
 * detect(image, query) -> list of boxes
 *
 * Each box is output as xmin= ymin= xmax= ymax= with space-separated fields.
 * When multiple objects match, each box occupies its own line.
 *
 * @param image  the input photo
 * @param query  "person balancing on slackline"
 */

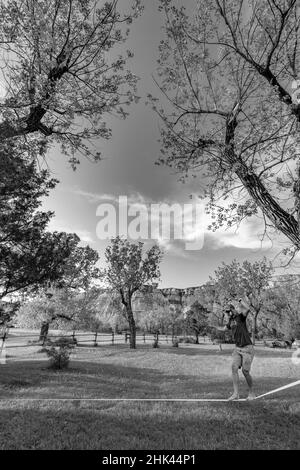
xmin=217 ymin=297 xmax=256 ymax=401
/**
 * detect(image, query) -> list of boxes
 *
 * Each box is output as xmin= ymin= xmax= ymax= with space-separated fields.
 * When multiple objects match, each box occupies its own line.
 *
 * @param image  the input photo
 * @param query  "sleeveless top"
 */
xmin=226 ymin=313 xmax=252 ymax=347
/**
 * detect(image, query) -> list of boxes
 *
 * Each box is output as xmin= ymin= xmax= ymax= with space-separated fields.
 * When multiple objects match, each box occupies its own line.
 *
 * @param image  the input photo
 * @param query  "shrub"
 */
xmin=294 ymin=324 xmax=300 ymax=340
xmin=178 ymin=336 xmax=197 ymax=344
xmin=172 ymin=338 xmax=179 ymax=347
xmin=152 ymin=339 xmax=159 ymax=348
xmin=44 ymin=337 xmax=75 ymax=370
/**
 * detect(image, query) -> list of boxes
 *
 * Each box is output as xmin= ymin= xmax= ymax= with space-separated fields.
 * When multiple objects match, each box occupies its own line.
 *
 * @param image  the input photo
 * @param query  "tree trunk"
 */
xmin=235 ymin=158 xmax=300 ymax=248
xmin=252 ymin=311 xmax=259 ymax=345
xmin=195 ymin=332 xmax=199 ymax=344
xmin=39 ymin=321 xmax=49 ymax=344
xmin=126 ymin=303 xmax=136 ymax=349
xmin=224 ymin=119 xmax=300 ymax=249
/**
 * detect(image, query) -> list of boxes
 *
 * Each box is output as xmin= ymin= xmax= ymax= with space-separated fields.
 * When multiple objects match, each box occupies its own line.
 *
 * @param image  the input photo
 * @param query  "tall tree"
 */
xmin=55 ymin=244 xmax=101 ymax=291
xmin=17 ymin=284 xmax=102 ymax=342
xmin=0 ymin=143 xmax=81 ymax=309
xmin=151 ymin=0 xmax=300 ymax=253
xmin=104 ymin=237 xmax=163 ymax=349
xmin=0 ymin=0 xmax=142 ymax=165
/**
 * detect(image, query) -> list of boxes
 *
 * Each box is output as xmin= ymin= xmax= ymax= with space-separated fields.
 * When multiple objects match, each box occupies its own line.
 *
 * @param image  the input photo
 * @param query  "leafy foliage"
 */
xmin=136 ymin=290 xmax=178 ymax=334
xmin=261 ymin=279 xmax=300 ymax=340
xmin=16 ymin=247 xmax=101 ymax=333
xmin=45 ymin=336 xmax=75 ymax=369
xmin=0 ymin=301 xmax=19 ymax=326
xmin=0 ymin=0 xmax=143 ymax=165
xmin=0 ymin=143 xmax=83 ymax=306
xmin=105 ymin=238 xmax=163 ymax=296
xmin=151 ymin=0 xmax=300 ymax=252
xmin=209 ymin=257 xmax=274 ymax=341
xmin=184 ymin=301 xmax=209 ymax=342
xmin=210 ymin=258 xmax=274 ymax=307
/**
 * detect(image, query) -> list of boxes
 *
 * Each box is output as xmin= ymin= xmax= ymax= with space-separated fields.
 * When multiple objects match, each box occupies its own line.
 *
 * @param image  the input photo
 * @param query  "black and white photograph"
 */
xmin=0 ymin=0 xmax=299 ymax=453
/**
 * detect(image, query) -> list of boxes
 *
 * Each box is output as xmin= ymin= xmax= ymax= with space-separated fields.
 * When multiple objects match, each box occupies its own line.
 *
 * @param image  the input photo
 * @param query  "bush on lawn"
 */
xmin=178 ymin=336 xmax=197 ymax=344
xmin=264 ymin=339 xmax=292 ymax=349
xmin=209 ymin=329 xmax=234 ymax=344
xmin=45 ymin=337 xmax=75 ymax=369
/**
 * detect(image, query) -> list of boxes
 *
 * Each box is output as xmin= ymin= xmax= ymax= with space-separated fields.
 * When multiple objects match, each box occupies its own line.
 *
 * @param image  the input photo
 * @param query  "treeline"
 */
xmin=13 ymin=254 xmax=300 ymax=348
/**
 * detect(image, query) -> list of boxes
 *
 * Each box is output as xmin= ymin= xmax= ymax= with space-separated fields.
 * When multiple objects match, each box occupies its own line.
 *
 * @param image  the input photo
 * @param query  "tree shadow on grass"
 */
xmin=160 ymin=345 xmax=295 ymax=359
xmin=0 ymin=398 xmax=299 ymax=450
xmin=0 ymin=358 xmax=299 ymax=402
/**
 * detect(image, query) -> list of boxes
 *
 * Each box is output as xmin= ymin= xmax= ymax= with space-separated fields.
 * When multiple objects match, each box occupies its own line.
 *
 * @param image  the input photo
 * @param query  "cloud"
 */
xmin=155 ymin=238 xmax=190 ymax=258
xmin=71 ymin=189 xmax=156 ymax=206
xmin=182 ymin=195 xmax=275 ymax=251
xmin=47 ymin=220 xmax=95 ymax=245
xmin=73 ymin=189 xmax=279 ymax=253
xmin=76 ymin=230 xmax=95 ymax=245
xmin=71 ymin=190 xmax=115 ymax=203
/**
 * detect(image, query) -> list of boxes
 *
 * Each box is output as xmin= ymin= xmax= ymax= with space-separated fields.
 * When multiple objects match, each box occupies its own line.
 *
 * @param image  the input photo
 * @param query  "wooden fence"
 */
xmin=0 ymin=329 xmax=210 ymax=351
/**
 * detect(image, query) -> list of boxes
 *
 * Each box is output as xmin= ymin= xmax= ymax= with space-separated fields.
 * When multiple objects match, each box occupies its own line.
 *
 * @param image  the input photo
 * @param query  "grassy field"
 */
xmin=0 ymin=341 xmax=299 ymax=449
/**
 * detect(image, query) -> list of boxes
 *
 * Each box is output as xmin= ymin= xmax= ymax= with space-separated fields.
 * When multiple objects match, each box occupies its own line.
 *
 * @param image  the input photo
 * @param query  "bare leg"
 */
xmin=228 ymin=364 xmax=240 ymax=400
xmin=242 ymin=369 xmax=253 ymax=389
xmin=242 ymin=369 xmax=255 ymax=400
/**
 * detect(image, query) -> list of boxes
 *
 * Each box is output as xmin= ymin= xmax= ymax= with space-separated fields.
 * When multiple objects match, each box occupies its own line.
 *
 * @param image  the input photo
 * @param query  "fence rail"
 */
xmin=1 ymin=330 xmax=204 ymax=350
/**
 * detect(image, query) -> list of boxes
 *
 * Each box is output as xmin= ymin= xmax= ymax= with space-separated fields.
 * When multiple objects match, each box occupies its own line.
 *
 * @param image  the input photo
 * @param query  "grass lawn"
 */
xmin=0 ymin=342 xmax=299 ymax=449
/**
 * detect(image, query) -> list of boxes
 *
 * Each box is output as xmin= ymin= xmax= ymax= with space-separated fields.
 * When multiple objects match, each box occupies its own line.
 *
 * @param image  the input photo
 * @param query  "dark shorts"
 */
xmin=232 ymin=345 xmax=254 ymax=372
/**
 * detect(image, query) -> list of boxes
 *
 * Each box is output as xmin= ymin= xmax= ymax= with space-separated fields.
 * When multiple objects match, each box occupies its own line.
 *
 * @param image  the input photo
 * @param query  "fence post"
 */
xmin=143 ymin=332 xmax=146 ymax=343
xmin=0 ymin=327 xmax=8 ymax=365
xmin=125 ymin=332 xmax=128 ymax=343
xmin=112 ymin=332 xmax=114 ymax=345
xmin=94 ymin=331 xmax=98 ymax=347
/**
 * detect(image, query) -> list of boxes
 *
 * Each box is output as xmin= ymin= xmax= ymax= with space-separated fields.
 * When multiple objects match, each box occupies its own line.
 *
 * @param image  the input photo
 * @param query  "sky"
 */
xmin=40 ymin=0 xmax=298 ymax=288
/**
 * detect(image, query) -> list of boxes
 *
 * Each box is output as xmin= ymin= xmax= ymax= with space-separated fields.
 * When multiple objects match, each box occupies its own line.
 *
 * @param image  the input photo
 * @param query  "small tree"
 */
xmin=184 ymin=301 xmax=209 ymax=344
xmin=162 ymin=304 xmax=183 ymax=340
xmin=210 ymin=258 xmax=274 ymax=343
xmin=75 ymin=288 xmax=120 ymax=335
xmin=16 ymin=244 xmax=101 ymax=341
xmin=135 ymin=290 xmax=172 ymax=334
xmin=104 ymin=237 xmax=163 ymax=349
xmin=262 ymin=280 xmax=300 ymax=341
xmin=45 ymin=337 xmax=75 ymax=370
xmin=17 ymin=288 xmax=77 ymax=341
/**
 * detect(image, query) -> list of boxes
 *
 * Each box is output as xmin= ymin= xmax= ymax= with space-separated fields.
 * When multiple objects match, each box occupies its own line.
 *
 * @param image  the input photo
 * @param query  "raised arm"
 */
xmin=238 ymin=298 xmax=251 ymax=317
